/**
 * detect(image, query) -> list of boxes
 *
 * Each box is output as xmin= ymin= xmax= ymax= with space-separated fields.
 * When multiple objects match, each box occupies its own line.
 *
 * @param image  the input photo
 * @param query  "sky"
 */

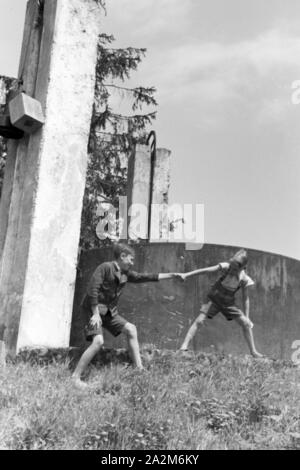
xmin=1 ymin=0 xmax=300 ymax=260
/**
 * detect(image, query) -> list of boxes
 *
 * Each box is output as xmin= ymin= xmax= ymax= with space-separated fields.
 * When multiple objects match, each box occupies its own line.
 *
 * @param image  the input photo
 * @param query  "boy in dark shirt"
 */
xmin=72 ymin=243 xmax=176 ymax=388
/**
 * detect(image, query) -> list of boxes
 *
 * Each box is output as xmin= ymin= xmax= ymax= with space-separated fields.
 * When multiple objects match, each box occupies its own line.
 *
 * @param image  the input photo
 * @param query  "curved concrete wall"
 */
xmin=71 ymin=243 xmax=300 ymax=359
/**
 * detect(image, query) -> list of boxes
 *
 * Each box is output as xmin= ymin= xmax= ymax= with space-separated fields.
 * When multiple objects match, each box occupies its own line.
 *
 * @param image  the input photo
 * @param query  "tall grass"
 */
xmin=0 ymin=347 xmax=299 ymax=450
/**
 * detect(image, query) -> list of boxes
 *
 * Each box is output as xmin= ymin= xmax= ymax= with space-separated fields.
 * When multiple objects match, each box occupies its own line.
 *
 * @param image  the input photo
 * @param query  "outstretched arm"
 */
xmin=128 ymin=271 xmax=179 ymax=283
xmin=158 ymin=273 xmax=177 ymax=280
xmin=176 ymin=264 xmax=220 ymax=281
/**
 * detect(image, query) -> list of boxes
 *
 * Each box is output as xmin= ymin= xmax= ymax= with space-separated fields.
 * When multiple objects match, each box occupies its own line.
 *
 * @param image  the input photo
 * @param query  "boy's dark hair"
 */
xmin=113 ymin=243 xmax=135 ymax=260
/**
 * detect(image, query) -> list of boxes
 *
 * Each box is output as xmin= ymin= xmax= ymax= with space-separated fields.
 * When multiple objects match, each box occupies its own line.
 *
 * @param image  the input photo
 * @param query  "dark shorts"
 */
xmin=84 ymin=308 xmax=128 ymax=341
xmin=199 ymin=285 xmax=244 ymax=321
xmin=200 ymin=300 xmax=244 ymax=321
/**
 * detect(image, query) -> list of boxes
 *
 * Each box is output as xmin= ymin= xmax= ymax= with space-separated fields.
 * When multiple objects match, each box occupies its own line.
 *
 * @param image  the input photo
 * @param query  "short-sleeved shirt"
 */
xmin=81 ymin=261 xmax=159 ymax=312
xmin=218 ymin=262 xmax=255 ymax=292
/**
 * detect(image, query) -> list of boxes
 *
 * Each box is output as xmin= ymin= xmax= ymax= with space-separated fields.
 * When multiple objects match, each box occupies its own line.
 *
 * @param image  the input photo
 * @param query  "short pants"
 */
xmin=83 ymin=306 xmax=128 ymax=341
xmin=200 ymin=284 xmax=244 ymax=321
xmin=200 ymin=299 xmax=244 ymax=321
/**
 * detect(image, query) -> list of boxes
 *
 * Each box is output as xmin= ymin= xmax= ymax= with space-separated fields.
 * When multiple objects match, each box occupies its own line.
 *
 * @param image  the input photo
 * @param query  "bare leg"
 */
xmin=235 ymin=316 xmax=263 ymax=358
xmin=72 ymin=334 xmax=104 ymax=387
xmin=180 ymin=312 xmax=206 ymax=351
xmin=123 ymin=322 xmax=143 ymax=369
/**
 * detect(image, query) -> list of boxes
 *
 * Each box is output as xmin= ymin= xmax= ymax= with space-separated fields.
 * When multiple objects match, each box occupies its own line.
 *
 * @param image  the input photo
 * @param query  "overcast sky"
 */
xmin=1 ymin=0 xmax=300 ymax=260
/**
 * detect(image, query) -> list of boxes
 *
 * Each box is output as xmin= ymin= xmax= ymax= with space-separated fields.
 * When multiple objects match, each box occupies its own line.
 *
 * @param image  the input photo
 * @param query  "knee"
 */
xmin=92 ymin=335 xmax=104 ymax=350
xmin=124 ymin=323 xmax=137 ymax=339
xmin=238 ymin=316 xmax=252 ymax=330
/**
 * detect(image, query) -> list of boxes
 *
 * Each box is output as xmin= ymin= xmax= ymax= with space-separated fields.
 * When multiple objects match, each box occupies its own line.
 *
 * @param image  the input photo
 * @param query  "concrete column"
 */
xmin=0 ymin=0 xmax=102 ymax=354
xmin=127 ymin=144 xmax=151 ymax=240
xmin=149 ymin=148 xmax=171 ymax=241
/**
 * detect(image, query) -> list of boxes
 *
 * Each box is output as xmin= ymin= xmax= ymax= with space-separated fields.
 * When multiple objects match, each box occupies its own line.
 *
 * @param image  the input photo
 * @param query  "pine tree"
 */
xmin=0 ymin=32 xmax=157 ymax=248
xmin=80 ymin=33 xmax=157 ymax=249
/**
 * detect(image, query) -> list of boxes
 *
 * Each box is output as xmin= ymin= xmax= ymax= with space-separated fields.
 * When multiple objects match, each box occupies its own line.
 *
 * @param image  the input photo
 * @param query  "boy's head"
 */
xmin=229 ymin=249 xmax=248 ymax=272
xmin=113 ymin=243 xmax=135 ymax=272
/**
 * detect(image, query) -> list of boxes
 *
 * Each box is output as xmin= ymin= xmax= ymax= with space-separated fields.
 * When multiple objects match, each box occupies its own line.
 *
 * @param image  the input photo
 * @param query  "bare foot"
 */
xmin=251 ymin=351 xmax=264 ymax=358
xmin=72 ymin=377 xmax=90 ymax=390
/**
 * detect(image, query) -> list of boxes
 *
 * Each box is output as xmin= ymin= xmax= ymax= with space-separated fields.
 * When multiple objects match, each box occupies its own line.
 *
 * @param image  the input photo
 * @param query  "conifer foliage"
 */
xmin=0 ymin=27 xmax=157 ymax=248
xmin=81 ymin=33 xmax=157 ymax=248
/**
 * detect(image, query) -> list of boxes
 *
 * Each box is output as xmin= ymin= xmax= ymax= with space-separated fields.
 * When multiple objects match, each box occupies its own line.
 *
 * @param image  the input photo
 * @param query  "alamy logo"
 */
xmin=291 ymin=340 xmax=300 ymax=367
xmin=95 ymin=196 xmax=205 ymax=244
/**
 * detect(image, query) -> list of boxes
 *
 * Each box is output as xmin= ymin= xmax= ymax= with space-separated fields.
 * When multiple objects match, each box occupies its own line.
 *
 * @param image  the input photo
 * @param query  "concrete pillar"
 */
xmin=127 ymin=144 xmax=151 ymax=240
xmin=149 ymin=148 xmax=171 ymax=241
xmin=0 ymin=323 xmax=5 ymax=368
xmin=0 ymin=0 xmax=102 ymax=354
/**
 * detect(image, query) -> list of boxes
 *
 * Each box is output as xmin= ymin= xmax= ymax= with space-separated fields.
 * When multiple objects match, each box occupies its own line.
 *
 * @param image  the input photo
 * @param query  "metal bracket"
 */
xmin=0 ymin=115 xmax=24 ymax=140
xmin=146 ymin=131 xmax=157 ymax=239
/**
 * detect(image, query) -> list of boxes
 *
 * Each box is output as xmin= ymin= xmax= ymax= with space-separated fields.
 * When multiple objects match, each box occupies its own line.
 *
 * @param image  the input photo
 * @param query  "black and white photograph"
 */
xmin=0 ymin=0 xmax=299 ymax=452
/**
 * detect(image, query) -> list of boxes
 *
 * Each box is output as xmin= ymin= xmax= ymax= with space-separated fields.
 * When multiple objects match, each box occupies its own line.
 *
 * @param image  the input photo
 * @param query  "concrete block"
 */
xmin=127 ymin=144 xmax=152 ymax=240
xmin=9 ymin=92 xmax=45 ymax=134
xmin=150 ymin=148 xmax=171 ymax=241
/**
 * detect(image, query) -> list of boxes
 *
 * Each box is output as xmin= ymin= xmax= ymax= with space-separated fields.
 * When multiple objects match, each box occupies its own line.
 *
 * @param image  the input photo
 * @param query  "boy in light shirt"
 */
xmin=178 ymin=249 xmax=263 ymax=357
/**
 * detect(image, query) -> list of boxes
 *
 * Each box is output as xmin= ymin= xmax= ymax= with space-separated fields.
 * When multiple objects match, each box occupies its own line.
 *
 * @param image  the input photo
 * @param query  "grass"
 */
xmin=0 ymin=346 xmax=299 ymax=450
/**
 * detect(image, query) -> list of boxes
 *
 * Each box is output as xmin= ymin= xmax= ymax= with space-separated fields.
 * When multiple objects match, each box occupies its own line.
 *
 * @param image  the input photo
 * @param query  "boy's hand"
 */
xmin=90 ymin=313 xmax=102 ymax=329
xmin=174 ymin=273 xmax=187 ymax=282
